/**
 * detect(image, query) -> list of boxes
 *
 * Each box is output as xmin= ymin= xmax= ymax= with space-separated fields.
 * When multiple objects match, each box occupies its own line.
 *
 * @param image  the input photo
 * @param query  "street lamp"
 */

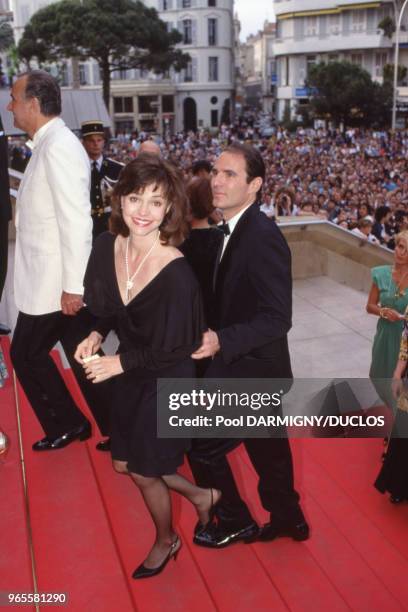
xmin=392 ymin=0 xmax=408 ymax=130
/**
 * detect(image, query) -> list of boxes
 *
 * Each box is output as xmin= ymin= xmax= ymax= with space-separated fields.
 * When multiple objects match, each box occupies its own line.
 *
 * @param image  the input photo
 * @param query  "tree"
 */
xmin=0 ymin=20 xmax=14 ymax=52
xmin=0 ymin=20 xmax=14 ymax=85
xmin=383 ymin=62 xmax=408 ymax=85
xmin=306 ymin=61 xmax=391 ymax=128
xmin=18 ymin=0 xmax=189 ymax=109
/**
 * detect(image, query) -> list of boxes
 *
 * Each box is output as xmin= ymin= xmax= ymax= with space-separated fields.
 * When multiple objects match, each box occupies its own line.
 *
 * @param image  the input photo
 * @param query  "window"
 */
xmin=209 ymin=57 xmax=218 ymax=81
xmin=305 ymin=16 xmax=318 ymax=36
xmin=183 ymin=19 xmax=192 ymax=44
xmin=328 ymin=54 xmax=339 ymax=63
xmin=182 ymin=0 xmax=191 ymax=6
xmin=306 ymin=55 xmax=316 ymax=78
xmin=351 ymin=53 xmax=363 ymax=66
xmin=79 ymin=63 xmax=89 ymax=85
xmin=351 ymin=10 xmax=365 ymax=32
xmin=208 ymin=18 xmax=217 ymax=46
xmin=208 ymin=0 xmax=216 ymax=6
xmin=184 ymin=61 xmax=193 ymax=82
xmin=211 ymin=109 xmax=218 ymax=127
xmin=162 ymin=95 xmax=174 ymax=113
xmin=375 ymin=52 xmax=388 ymax=77
xmin=60 ymin=63 xmax=69 ymax=87
xmin=139 ymin=96 xmax=158 ymax=113
xmin=329 ymin=13 xmax=340 ymax=34
xmin=113 ymin=97 xmax=133 ymax=113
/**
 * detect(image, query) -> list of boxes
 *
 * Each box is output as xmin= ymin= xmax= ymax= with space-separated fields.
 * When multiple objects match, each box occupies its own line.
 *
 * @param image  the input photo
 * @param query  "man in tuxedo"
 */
xmin=81 ymin=120 xmax=124 ymax=241
xmin=189 ymin=143 xmax=309 ymax=547
xmin=8 ymin=70 xmax=98 ymax=451
xmin=0 ymin=113 xmax=12 ymax=334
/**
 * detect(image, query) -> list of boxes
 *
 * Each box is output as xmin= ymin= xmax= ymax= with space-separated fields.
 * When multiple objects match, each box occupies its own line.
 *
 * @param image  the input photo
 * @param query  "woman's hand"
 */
xmin=382 ymin=308 xmax=403 ymax=323
xmin=74 ymin=331 xmax=103 ymax=364
xmin=83 ymin=355 xmax=124 ymax=383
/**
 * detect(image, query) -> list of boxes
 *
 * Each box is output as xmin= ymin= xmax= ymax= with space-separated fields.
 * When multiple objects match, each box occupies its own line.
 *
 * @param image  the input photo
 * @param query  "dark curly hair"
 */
xmin=109 ymin=153 xmax=189 ymax=246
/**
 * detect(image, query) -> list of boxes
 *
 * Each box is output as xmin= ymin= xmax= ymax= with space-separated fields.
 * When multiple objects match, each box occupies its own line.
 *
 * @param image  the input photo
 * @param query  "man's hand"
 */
xmin=191 ymin=329 xmax=220 ymax=360
xmin=61 ymin=291 xmax=83 ymax=316
xmin=74 ymin=331 xmax=103 ymax=364
xmin=82 ymin=355 xmax=124 ymax=383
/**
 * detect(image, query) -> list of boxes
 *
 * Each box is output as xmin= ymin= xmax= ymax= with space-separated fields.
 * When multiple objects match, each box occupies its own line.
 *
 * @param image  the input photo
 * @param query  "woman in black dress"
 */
xmin=75 ymin=156 xmax=220 ymax=578
xmin=375 ymin=313 xmax=408 ymax=504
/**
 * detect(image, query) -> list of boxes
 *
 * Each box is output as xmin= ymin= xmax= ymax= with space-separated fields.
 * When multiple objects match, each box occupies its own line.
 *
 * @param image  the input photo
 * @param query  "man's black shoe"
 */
xmin=252 ymin=521 xmax=310 ymax=543
xmin=32 ymin=422 xmax=91 ymax=451
xmin=193 ymin=521 xmax=259 ymax=548
xmin=96 ymin=437 xmax=111 ymax=452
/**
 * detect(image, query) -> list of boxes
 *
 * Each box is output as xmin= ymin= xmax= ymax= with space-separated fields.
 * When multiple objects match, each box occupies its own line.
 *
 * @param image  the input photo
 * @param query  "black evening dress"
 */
xmin=84 ymin=232 xmax=206 ymax=476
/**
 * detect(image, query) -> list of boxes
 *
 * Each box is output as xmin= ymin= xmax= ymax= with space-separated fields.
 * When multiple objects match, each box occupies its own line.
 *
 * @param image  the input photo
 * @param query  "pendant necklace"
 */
xmin=392 ymin=266 xmax=408 ymax=299
xmin=125 ymin=233 xmax=159 ymax=303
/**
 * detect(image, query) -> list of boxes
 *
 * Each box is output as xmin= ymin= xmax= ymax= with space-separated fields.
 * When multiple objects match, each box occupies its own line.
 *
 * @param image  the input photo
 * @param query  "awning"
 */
xmin=0 ymin=87 xmax=111 ymax=136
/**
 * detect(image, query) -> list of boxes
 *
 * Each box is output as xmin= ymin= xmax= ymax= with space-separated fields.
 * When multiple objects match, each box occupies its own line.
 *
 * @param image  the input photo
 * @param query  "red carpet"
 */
xmin=1 ymin=337 xmax=408 ymax=611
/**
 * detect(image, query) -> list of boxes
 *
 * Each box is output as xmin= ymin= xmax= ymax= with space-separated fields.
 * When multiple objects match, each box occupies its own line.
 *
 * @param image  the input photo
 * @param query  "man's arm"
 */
xmin=217 ymin=226 xmax=292 ymax=364
xmin=44 ymin=133 xmax=92 ymax=305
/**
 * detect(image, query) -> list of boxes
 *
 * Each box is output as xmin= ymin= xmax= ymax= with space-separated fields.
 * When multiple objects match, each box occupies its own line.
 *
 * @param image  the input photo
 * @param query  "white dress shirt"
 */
xmin=220 ymin=204 xmax=251 ymax=259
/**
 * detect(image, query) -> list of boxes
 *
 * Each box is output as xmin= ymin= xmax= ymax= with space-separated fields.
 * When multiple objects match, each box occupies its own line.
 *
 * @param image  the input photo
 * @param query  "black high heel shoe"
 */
xmin=195 ymin=488 xmax=221 ymax=534
xmin=132 ymin=537 xmax=181 ymax=580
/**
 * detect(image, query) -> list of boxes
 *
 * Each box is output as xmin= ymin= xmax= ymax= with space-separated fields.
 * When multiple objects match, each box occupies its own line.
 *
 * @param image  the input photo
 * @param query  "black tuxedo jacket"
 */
xmin=208 ymin=202 xmax=293 ymax=379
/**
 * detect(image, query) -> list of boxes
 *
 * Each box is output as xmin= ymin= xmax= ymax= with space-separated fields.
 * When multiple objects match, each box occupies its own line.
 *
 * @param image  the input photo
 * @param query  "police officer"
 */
xmin=81 ymin=121 xmax=124 ymax=240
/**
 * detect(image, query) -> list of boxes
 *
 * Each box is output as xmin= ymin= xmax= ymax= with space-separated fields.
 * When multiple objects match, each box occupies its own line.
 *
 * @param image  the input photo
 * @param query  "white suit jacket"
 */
xmin=14 ymin=117 xmax=92 ymax=315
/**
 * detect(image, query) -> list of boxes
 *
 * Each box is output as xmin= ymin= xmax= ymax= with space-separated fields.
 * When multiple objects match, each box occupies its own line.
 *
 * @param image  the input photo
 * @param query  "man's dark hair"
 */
xmin=192 ymin=160 xmax=212 ymax=176
xmin=20 ymin=70 xmax=61 ymax=117
xmin=224 ymin=142 xmax=265 ymax=200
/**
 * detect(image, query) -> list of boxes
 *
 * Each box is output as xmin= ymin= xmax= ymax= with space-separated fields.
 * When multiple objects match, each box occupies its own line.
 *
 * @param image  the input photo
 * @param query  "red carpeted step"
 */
xmin=239 ymin=440 xmax=402 ymax=612
xmin=303 ymin=438 xmax=408 ymax=561
xmin=0 ymin=338 xmax=34 ymax=603
xmin=306 ymin=440 xmax=408 ymax=605
xmin=61 ymin=364 xmax=289 ymax=611
xmin=14 ymin=363 xmax=135 ymax=611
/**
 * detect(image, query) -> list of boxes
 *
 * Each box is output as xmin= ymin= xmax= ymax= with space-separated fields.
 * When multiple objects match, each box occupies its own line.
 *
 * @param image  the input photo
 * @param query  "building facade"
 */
xmin=10 ymin=0 xmax=235 ymax=134
xmin=237 ymin=21 xmax=276 ymax=113
xmin=273 ymin=0 xmax=403 ymax=121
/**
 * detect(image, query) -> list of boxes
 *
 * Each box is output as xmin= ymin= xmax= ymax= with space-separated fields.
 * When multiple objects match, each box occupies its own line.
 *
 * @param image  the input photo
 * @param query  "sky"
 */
xmin=234 ymin=0 xmax=275 ymax=41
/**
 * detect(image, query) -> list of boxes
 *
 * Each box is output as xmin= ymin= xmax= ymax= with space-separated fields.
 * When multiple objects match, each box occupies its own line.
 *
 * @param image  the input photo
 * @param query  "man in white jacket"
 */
xmin=8 ymin=70 xmax=94 ymax=451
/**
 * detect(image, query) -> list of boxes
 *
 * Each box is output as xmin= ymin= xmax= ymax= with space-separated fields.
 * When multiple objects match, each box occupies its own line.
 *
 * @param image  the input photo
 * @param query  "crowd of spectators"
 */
xmin=10 ymin=111 xmax=408 ymax=250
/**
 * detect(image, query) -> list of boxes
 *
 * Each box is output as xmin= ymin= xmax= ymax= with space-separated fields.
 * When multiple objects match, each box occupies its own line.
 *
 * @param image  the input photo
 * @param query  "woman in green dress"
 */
xmin=367 ymin=231 xmax=408 ymax=407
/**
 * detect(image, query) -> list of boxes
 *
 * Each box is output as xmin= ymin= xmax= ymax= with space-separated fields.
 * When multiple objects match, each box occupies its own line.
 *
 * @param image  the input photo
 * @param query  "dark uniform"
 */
xmin=81 ymin=121 xmax=124 ymax=241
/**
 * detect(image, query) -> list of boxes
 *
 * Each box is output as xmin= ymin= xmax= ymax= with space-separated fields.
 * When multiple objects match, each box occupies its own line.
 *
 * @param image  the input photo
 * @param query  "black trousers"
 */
xmin=188 ymin=353 xmax=303 ymax=530
xmin=10 ymin=309 xmax=111 ymax=439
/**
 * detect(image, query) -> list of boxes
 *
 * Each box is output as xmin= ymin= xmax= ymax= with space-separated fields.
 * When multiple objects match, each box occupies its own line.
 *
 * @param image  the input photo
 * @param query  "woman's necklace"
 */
xmin=124 ymin=233 xmax=159 ymax=303
xmin=392 ymin=266 xmax=408 ymax=299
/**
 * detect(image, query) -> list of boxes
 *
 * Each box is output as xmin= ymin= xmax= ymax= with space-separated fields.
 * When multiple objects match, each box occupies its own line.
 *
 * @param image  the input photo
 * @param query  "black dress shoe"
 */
xmin=132 ymin=537 xmax=181 ymax=579
xmin=32 ymin=422 xmax=91 ymax=451
xmin=254 ymin=521 xmax=310 ymax=543
xmin=193 ymin=521 xmax=259 ymax=549
xmin=390 ymin=494 xmax=406 ymax=504
xmin=96 ymin=438 xmax=111 ymax=452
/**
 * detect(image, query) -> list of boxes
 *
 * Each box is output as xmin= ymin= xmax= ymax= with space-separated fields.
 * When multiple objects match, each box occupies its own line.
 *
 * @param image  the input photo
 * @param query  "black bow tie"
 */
xmin=216 ymin=221 xmax=230 ymax=236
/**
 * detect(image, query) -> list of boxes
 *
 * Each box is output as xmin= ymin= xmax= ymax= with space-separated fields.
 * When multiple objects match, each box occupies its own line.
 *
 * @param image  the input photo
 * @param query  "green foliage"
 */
xmin=383 ymin=63 xmax=407 ymax=85
xmin=306 ymin=61 xmax=392 ymax=128
xmin=378 ymin=16 xmax=395 ymax=38
xmin=0 ymin=20 xmax=14 ymax=52
xmin=18 ymin=0 xmax=189 ymax=107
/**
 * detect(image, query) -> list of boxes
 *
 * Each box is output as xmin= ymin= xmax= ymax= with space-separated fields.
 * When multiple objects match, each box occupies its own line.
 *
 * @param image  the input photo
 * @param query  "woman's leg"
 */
xmin=130 ymin=471 xmax=178 ymax=568
xmin=162 ymin=473 xmax=221 ymax=526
